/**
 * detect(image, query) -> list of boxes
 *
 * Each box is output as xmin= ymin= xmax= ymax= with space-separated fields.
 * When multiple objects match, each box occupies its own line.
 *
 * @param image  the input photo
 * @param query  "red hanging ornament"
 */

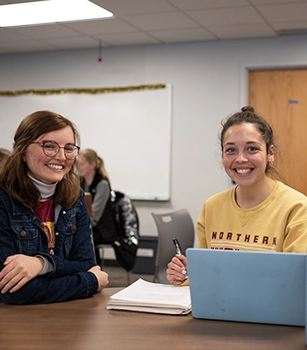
xmin=97 ymin=40 xmax=103 ymax=63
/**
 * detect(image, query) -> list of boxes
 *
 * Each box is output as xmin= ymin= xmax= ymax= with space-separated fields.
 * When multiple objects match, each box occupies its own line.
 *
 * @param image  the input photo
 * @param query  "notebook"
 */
xmin=186 ymin=248 xmax=306 ymax=326
xmin=107 ymin=278 xmax=191 ymax=315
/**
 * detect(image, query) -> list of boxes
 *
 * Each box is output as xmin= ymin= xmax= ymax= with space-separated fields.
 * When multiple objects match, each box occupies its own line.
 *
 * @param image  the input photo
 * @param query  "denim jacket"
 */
xmin=0 ymin=188 xmax=98 ymax=305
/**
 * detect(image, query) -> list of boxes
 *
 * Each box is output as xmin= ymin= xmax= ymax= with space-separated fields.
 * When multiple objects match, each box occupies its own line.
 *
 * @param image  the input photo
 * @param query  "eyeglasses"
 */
xmin=32 ymin=141 xmax=80 ymax=160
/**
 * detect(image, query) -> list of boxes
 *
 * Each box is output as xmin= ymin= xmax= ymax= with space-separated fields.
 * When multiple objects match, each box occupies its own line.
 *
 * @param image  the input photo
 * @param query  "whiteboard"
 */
xmin=0 ymin=84 xmax=172 ymax=201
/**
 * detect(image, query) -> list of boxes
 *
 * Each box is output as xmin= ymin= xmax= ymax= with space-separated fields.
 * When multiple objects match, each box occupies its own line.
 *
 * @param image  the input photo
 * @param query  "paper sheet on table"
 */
xmin=106 ymin=278 xmax=191 ymax=315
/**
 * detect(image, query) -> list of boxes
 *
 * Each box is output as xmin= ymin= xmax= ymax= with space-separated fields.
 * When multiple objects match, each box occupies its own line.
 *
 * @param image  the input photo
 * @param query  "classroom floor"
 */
xmin=103 ymin=262 xmax=155 ymax=288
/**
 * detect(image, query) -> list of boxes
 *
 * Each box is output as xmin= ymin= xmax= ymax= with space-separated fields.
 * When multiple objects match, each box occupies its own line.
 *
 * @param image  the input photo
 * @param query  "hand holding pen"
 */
xmin=172 ymin=238 xmax=188 ymax=279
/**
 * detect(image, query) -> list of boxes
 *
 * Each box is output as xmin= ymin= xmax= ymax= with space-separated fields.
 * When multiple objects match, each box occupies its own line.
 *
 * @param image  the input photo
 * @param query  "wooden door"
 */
xmin=248 ymin=69 xmax=307 ymax=195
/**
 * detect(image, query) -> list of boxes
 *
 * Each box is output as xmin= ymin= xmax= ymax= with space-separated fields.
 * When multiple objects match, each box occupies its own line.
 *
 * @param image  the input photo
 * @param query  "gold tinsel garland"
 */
xmin=0 ymin=84 xmax=166 ymax=97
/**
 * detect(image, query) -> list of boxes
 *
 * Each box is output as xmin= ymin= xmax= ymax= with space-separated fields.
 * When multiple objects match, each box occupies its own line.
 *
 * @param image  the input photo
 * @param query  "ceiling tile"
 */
xmin=95 ymin=32 xmax=161 ymax=46
xmin=250 ymin=0 xmax=305 ymax=4
xmin=62 ymin=18 xmax=137 ymax=35
xmin=91 ymin=0 xmax=177 ymax=15
xmin=272 ymin=20 xmax=307 ymax=31
xmin=122 ymin=12 xmax=198 ymax=31
xmin=8 ymin=23 xmax=82 ymax=40
xmin=209 ymin=23 xmax=277 ymax=39
xmin=257 ymin=3 xmax=307 ymax=22
xmin=167 ymin=0 xmax=249 ymax=10
xmin=44 ymin=36 xmax=102 ymax=50
xmin=0 ymin=27 xmax=28 ymax=42
xmin=188 ymin=6 xmax=266 ymax=26
xmin=149 ymin=28 xmax=216 ymax=42
xmin=0 ymin=40 xmax=60 ymax=53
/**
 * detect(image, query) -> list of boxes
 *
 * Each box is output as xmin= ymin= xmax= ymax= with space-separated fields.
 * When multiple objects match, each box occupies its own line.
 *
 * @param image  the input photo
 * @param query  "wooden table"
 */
xmin=0 ymin=288 xmax=305 ymax=350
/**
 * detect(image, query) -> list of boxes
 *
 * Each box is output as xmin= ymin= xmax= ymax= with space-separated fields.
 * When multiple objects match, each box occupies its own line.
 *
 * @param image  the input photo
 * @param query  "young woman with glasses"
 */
xmin=0 ymin=110 xmax=109 ymax=304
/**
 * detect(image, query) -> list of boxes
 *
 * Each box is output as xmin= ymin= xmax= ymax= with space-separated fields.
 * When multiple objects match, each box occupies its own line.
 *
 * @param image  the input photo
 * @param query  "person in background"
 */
xmin=78 ymin=149 xmax=116 ymax=266
xmin=0 ymin=111 xmax=109 ymax=305
xmin=167 ymin=105 xmax=307 ymax=285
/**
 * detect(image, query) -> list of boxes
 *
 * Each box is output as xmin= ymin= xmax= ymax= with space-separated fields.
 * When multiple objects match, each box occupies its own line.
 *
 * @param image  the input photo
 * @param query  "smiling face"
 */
xmin=24 ymin=126 xmax=75 ymax=184
xmin=222 ymin=122 xmax=273 ymax=187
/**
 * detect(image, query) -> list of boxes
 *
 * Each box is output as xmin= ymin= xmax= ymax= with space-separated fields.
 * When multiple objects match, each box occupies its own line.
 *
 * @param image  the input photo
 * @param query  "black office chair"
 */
xmin=151 ymin=208 xmax=195 ymax=284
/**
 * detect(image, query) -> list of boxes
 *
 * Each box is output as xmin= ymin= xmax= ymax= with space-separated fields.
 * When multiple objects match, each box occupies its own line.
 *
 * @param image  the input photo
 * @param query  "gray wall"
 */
xmin=0 ymin=35 xmax=306 ymax=242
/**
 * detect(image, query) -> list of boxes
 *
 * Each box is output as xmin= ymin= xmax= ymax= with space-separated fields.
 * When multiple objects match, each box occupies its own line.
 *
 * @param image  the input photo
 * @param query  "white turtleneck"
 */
xmin=28 ymin=174 xmax=57 ymax=200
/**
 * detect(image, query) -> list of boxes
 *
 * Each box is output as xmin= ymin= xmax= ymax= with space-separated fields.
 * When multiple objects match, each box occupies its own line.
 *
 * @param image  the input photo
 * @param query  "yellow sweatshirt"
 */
xmin=197 ymin=181 xmax=307 ymax=253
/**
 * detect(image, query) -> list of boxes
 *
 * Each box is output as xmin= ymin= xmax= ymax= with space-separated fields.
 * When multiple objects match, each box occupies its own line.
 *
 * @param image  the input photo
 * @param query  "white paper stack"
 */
xmin=106 ymin=278 xmax=191 ymax=315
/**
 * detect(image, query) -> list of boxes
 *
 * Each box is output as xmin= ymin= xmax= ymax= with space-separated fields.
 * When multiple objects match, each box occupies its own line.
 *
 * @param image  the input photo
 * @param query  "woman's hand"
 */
xmin=0 ymin=254 xmax=44 ymax=294
xmin=88 ymin=265 xmax=109 ymax=292
xmin=166 ymin=254 xmax=188 ymax=285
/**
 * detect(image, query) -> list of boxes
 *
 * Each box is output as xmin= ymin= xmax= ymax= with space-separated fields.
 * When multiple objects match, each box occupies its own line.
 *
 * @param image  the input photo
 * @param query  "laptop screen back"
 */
xmin=186 ymin=248 xmax=306 ymax=326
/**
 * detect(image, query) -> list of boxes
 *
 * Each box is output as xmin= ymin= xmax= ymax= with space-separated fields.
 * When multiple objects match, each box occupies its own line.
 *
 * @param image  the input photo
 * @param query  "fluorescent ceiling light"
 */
xmin=0 ymin=0 xmax=114 ymax=27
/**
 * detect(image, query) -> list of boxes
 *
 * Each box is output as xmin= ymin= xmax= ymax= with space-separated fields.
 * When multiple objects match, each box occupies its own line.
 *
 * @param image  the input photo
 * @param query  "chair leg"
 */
xmin=95 ymin=246 xmax=105 ymax=269
xmin=126 ymin=272 xmax=130 ymax=286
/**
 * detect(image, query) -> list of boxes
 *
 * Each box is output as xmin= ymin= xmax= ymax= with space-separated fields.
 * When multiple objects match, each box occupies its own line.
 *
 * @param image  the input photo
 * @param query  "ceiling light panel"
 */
xmin=0 ymin=0 xmax=113 ymax=27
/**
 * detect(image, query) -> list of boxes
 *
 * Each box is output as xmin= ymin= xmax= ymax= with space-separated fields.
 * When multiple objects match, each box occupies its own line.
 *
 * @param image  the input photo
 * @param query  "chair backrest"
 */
xmin=84 ymin=192 xmax=93 ymax=218
xmin=151 ymin=209 xmax=195 ymax=283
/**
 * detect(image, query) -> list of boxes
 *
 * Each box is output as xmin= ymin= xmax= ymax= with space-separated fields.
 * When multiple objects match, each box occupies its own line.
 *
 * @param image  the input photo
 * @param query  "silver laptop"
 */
xmin=186 ymin=248 xmax=306 ymax=326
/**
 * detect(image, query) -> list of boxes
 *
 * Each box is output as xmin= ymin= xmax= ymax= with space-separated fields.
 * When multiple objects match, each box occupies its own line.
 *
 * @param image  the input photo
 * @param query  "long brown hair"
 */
xmin=0 ymin=110 xmax=81 ymax=208
xmin=0 ymin=148 xmax=11 ymax=169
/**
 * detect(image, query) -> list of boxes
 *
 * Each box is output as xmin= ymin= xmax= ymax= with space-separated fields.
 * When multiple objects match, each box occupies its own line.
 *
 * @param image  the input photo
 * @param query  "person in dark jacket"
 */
xmin=0 ymin=111 xmax=109 ymax=305
xmin=78 ymin=149 xmax=117 ymax=266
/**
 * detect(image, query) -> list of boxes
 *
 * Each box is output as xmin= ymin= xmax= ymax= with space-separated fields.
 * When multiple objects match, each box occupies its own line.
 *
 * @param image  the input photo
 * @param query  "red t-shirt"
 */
xmin=33 ymin=197 xmax=55 ymax=254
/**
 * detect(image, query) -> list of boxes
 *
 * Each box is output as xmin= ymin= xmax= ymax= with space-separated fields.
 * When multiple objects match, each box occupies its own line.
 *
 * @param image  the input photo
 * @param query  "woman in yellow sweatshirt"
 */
xmin=167 ymin=106 xmax=307 ymax=285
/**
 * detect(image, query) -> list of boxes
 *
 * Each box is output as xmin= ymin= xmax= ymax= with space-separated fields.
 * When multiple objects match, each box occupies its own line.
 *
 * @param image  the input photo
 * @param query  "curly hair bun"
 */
xmin=241 ymin=106 xmax=254 ymax=113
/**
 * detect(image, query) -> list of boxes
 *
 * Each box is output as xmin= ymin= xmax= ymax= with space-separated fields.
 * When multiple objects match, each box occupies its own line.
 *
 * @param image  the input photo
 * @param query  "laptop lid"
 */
xmin=186 ymin=248 xmax=306 ymax=326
